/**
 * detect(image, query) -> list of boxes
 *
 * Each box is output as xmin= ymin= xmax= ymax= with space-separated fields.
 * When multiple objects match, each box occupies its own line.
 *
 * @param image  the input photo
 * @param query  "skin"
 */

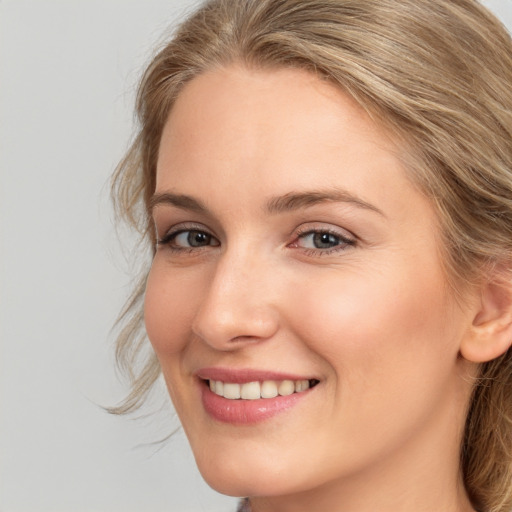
xmin=145 ymin=65 xmax=480 ymax=512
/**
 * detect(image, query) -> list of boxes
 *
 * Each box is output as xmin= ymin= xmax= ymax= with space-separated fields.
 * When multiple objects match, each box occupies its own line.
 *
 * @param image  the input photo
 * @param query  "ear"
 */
xmin=460 ymin=272 xmax=512 ymax=363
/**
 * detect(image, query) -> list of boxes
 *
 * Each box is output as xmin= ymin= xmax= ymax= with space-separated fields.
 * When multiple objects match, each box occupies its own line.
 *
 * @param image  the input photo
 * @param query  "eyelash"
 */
xmin=292 ymin=227 xmax=356 ymax=256
xmin=157 ymin=224 xmax=218 ymax=254
xmin=156 ymin=225 xmax=356 ymax=256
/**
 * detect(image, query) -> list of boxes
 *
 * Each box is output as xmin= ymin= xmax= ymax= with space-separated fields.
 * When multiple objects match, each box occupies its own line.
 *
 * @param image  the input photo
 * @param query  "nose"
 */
xmin=191 ymin=250 xmax=280 ymax=350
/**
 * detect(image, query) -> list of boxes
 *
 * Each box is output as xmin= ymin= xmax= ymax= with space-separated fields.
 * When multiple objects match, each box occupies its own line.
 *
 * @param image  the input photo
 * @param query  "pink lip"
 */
xmin=196 ymin=367 xmax=318 ymax=425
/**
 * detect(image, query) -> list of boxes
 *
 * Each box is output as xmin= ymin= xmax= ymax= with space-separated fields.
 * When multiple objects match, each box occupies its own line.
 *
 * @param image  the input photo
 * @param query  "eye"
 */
xmin=290 ymin=228 xmax=356 ymax=253
xmin=158 ymin=228 xmax=220 ymax=250
xmin=174 ymin=230 xmax=216 ymax=248
xmin=302 ymin=232 xmax=343 ymax=249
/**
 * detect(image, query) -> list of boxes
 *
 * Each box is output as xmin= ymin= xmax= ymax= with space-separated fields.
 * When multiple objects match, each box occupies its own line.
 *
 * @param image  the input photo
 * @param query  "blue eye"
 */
xmin=175 ymin=230 xmax=214 ymax=247
xmin=158 ymin=229 xmax=220 ymax=250
xmin=308 ymin=232 xmax=341 ymax=249
xmin=294 ymin=230 xmax=355 ymax=252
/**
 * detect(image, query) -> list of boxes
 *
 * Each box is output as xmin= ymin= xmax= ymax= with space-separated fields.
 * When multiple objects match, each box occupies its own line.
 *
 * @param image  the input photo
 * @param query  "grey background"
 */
xmin=1 ymin=1 xmax=511 ymax=511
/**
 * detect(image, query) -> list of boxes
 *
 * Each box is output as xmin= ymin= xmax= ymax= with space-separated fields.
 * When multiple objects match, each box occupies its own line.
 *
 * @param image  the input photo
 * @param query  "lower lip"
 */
xmin=200 ymin=382 xmax=310 ymax=425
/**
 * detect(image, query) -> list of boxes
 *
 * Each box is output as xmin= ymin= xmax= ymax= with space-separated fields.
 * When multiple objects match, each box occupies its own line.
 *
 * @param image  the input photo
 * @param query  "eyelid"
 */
xmin=156 ymin=222 xmax=218 ymax=246
xmin=288 ymin=223 xmax=357 ymax=254
xmin=294 ymin=222 xmax=356 ymax=242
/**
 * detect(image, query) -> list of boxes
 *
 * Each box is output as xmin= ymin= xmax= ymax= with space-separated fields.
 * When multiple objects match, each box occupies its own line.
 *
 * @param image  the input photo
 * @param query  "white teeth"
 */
xmin=223 ymin=382 xmax=241 ymax=399
xmin=261 ymin=380 xmax=278 ymax=398
xmin=240 ymin=381 xmax=261 ymax=400
xmin=278 ymin=380 xmax=295 ymax=396
xmin=209 ymin=379 xmax=313 ymax=400
xmin=295 ymin=379 xmax=310 ymax=393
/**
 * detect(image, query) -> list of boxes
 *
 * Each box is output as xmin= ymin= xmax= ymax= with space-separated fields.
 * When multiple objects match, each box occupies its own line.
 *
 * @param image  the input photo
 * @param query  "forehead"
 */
xmin=158 ymin=67 xmax=397 ymax=176
xmin=156 ymin=66 xmax=428 ymax=226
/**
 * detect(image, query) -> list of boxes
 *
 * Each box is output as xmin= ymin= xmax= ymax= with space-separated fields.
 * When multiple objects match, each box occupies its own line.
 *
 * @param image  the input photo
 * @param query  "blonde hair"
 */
xmin=111 ymin=1 xmax=512 ymax=510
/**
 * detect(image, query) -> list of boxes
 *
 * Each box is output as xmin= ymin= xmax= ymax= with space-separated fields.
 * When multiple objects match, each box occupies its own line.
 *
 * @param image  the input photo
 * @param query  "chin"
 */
xmin=203 ymin=474 xmax=296 ymax=499
xmin=194 ymin=450 xmax=306 ymax=498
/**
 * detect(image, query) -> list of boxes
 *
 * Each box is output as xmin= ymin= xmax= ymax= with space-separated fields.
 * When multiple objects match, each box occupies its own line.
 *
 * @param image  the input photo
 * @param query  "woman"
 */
xmin=111 ymin=1 xmax=512 ymax=511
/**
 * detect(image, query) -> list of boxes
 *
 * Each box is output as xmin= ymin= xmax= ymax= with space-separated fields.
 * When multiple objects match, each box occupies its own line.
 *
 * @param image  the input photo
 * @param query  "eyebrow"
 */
xmin=265 ymin=189 xmax=385 ymax=216
xmin=149 ymin=192 xmax=208 ymax=214
xmin=149 ymin=189 xmax=384 ymax=217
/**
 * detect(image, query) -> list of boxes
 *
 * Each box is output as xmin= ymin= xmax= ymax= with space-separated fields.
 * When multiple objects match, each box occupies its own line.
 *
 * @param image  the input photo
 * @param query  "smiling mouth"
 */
xmin=206 ymin=379 xmax=320 ymax=400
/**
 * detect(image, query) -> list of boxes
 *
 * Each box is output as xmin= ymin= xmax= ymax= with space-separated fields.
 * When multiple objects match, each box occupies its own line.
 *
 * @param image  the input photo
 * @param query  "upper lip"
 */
xmin=196 ymin=367 xmax=317 ymax=384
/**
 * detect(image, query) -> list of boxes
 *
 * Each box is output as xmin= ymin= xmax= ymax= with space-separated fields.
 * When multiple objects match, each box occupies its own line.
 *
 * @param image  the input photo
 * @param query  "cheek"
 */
xmin=282 ymin=263 xmax=465 ymax=458
xmin=144 ymin=260 xmax=201 ymax=356
xmin=287 ymin=261 xmax=458 ymax=381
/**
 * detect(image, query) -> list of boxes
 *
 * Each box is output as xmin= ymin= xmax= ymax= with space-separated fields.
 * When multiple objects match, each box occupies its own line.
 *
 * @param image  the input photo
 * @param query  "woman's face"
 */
xmin=145 ymin=66 xmax=476 ymax=502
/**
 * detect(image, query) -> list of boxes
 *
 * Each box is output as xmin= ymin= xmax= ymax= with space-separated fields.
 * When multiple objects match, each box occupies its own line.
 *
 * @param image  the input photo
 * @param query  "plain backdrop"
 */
xmin=1 ymin=1 xmax=511 ymax=511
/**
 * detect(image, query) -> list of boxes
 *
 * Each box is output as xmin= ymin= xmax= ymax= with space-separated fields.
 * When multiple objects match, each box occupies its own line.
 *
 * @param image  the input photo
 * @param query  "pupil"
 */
xmin=188 ymin=231 xmax=209 ymax=247
xmin=313 ymin=232 xmax=338 ymax=248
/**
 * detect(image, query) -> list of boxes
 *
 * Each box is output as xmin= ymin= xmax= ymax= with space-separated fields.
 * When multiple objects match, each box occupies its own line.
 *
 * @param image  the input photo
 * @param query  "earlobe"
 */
xmin=460 ymin=277 xmax=512 ymax=363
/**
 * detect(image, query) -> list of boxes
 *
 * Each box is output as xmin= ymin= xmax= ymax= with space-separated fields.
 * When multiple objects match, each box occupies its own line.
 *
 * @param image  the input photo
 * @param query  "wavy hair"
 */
xmin=111 ymin=1 xmax=512 ymax=510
